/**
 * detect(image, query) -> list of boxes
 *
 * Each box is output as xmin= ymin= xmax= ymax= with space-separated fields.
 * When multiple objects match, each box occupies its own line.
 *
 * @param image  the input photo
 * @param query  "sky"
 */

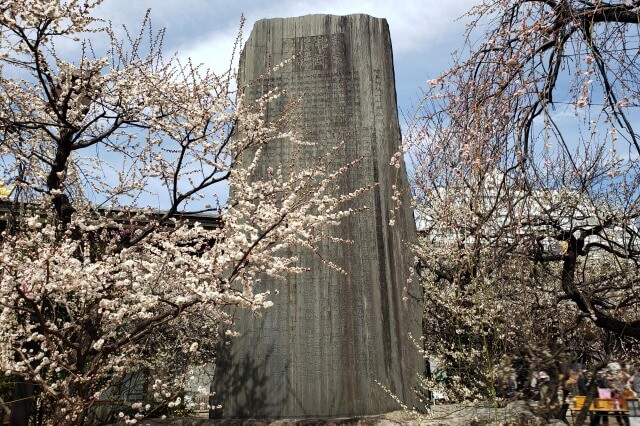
xmin=61 ymin=0 xmax=477 ymax=209
xmin=95 ymin=0 xmax=478 ymax=122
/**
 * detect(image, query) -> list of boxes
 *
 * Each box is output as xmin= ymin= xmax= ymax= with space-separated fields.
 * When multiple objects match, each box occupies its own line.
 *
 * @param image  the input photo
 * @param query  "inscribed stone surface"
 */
xmin=212 ymin=14 xmax=423 ymax=418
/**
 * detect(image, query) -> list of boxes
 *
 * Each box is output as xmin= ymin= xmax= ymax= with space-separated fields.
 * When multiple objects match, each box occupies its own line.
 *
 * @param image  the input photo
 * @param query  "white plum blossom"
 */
xmin=0 ymin=1 xmax=364 ymax=423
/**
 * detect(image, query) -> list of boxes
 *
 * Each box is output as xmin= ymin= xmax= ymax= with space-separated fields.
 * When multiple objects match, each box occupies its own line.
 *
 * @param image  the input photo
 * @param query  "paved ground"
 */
xmin=114 ymin=401 xmax=572 ymax=425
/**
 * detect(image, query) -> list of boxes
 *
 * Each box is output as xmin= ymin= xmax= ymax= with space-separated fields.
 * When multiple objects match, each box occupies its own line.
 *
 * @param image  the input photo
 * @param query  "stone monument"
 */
xmin=212 ymin=14 xmax=423 ymax=418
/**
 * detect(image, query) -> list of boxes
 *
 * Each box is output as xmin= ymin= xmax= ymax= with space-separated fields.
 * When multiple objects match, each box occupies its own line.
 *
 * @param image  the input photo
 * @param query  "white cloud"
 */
xmin=173 ymin=0 xmax=477 ymax=73
xmin=88 ymin=0 xmax=477 ymax=120
xmin=177 ymin=24 xmax=244 ymax=75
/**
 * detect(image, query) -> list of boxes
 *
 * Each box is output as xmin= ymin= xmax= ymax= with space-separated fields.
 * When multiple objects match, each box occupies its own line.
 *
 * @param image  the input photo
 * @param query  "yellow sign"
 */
xmin=0 ymin=185 xmax=13 ymax=198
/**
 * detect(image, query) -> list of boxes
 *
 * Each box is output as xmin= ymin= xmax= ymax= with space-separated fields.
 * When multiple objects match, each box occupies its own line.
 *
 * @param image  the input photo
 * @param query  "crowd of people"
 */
xmin=564 ymin=362 xmax=639 ymax=425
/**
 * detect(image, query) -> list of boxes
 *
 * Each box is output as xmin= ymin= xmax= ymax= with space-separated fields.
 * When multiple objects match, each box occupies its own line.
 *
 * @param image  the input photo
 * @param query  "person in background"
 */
xmin=611 ymin=388 xmax=629 ymax=426
xmin=632 ymin=366 xmax=640 ymax=395
xmin=592 ymin=373 xmax=612 ymax=426
xmin=577 ymin=368 xmax=589 ymax=396
xmin=538 ymin=371 xmax=550 ymax=402
xmin=567 ymin=364 xmax=579 ymax=396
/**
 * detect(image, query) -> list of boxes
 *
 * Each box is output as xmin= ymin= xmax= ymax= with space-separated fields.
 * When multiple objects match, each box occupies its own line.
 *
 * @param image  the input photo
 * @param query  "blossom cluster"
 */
xmin=0 ymin=1 xmax=364 ymax=423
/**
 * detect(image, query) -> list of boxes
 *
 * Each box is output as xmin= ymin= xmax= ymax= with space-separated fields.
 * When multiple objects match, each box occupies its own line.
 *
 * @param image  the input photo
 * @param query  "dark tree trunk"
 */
xmin=9 ymin=381 xmax=34 ymax=426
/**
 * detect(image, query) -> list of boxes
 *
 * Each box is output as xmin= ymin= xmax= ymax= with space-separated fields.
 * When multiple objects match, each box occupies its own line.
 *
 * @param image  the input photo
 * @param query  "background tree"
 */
xmin=0 ymin=1 xmax=362 ymax=424
xmin=407 ymin=0 xmax=640 ymax=421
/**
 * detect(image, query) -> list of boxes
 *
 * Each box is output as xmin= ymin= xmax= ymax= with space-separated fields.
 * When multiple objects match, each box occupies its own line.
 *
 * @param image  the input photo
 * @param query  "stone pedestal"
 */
xmin=212 ymin=14 xmax=422 ymax=418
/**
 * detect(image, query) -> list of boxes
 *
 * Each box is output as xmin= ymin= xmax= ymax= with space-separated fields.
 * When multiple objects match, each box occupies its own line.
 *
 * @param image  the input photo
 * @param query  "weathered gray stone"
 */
xmin=212 ymin=14 xmax=422 ymax=418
